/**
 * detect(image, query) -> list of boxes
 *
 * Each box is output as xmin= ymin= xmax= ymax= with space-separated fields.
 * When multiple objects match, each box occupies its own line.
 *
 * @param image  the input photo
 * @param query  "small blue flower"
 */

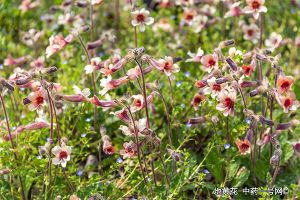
xmin=81 ymin=133 xmax=87 ymax=138
xmin=181 ymin=103 xmax=185 ymax=108
xmin=245 ymin=118 xmax=252 ymax=125
xmin=184 ymin=71 xmax=191 ymax=77
xmin=186 ymin=123 xmax=192 ymax=128
xmin=176 ymin=81 xmax=182 ymax=87
xmin=224 ymin=143 xmax=231 ymax=149
xmin=117 ymin=158 xmax=123 ymax=164
xmin=86 ymin=118 xmax=91 ymax=122
xmin=203 ymin=169 xmax=210 ymax=174
xmin=76 ymin=170 xmax=83 ymax=177
xmin=37 ymin=155 xmax=42 ymax=160
xmin=0 ymin=64 xmax=3 ymax=69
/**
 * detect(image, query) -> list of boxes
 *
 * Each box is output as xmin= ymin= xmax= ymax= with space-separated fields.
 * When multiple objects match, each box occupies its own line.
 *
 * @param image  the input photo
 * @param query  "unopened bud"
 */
xmin=87 ymin=39 xmax=103 ymax=50
xmin=276 ymin=123 xmax=291 ymax=130
xmin=259 ymin=116 xmax=274 ymax=126
xmin=1 ymin=79 xmax=14 ymax=91
xmin=226 ymin=57 xmax=238 ymax=71
xmin=23 ymin=97 xmax=31 ymax=105
xmin=219 ymin=40 xmax=235 ymax=48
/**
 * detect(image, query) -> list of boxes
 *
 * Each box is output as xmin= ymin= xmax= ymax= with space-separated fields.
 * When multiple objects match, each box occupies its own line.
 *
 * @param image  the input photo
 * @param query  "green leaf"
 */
xmin=227 ymin=160 xmax=240 ymax=181
xmin=233 ymin=167 xmax=250 ymax=187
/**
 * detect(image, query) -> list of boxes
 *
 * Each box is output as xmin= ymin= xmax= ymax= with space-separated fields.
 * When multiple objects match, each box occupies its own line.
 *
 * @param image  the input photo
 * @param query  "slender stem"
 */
xmin=62 ymin=168 xmax=75 ymax=193
xmin=0 ymin=94 xmax=26 ymax=200
xmin=157 ymin=152 xmax=170 ymax=188
xmin=134 ymin=59 xmax=151 ymax=129
xmin=167 ymin=76 xmax=174 ymax=109
xmin=125 ymin=104 xmax=148 ymax=188
xmin=157 ymin=90 xmax=172 ymax=145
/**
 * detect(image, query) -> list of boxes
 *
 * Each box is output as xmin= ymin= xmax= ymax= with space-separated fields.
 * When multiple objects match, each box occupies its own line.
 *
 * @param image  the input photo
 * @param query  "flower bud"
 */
xmin=76 ymin=0 xmax=88 ymax=7
xmin=215 ymin=77 xmax=228 ymax=84
xmin=276 ymin=123 xmax=291 ymax=130
xmin=225 ymin=57 xmax=238 ymax=71
xmin=23 ymin=97 xmax=31 ymax=105
xmin=259 ymin=116 xmax=274 ymax=126
xmin=16 ymin=77 xmax=31 ymax=85
xmin=187 ymin=117 xmax=206 ymax=125
xmin=219 ymin=40 xmax=235 ymax=48
xmin=87 ymin=39 xmax=103 ymax=50
xmin=270 ymin=155 xmax=279 ymax=165
xmin=0 ymin=168 xmax=12 ymax=175
xmin=240 ymin=81 xmax=258 ymax=88
xmin=1 ymin=79 xmax=14 ymax=91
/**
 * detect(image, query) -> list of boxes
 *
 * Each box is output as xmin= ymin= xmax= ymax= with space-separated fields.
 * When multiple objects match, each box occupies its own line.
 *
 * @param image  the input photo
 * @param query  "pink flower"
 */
xmin=224 ymin=2 xmax=242 ymax=18
xmin=200 ymin=53 xmax=218 ymax=72
xmin=191 ymin=15 xmax=208 ymax=33
xmin=186 ymin=48 xmax=204 ymax=63
xmin=91 ymin=0 xmax=103 ymax=5
xmin=84 ymin=57 xmax=103 ymax=74
xmin=131 ymin=8 xmax=154 ymax=32
xmin=119 ymin=118 xmax=147 ymax=137
xmin=243 ymin=24 xmax=260 ymax=43
xmin=277 ymin=75 xmax=294 ymax=94
xmin=242 ymin=64 xmax=255 ymax=77
xmin=243 ymin=0 xmax=267 ymax=20
xmin=103 ymin=139 xmax=115 ymax=155
xmin=158 ymin=56 xmax=180 ymax=76
xmin=100 ymin=58 xmax=127 ymax=76
xmin=275 ymin=92 xmax=299 ymax=113
xmin=191 ymin=93 xmax=205 ymax=110
xmin=61 ymin=85 xmax=90 ymax=102
xmin=89 ymin=95 xmax=117 ymax=108
xmin=182 ymin=9 xmax=197 ymax=25
xmin=130 ymin=93 xmax=154 ymax=113
xmin=120 ymin=141 xmax=137 ymax=159
xmin=236 ymin=139 xmax=251 ymax=155
xmin=110 ymin=108 xmax=131 ymax=124
xmin=293 ymin=142 xmax=300 ymax=157
xmin=25 ymin=88 xmax=47 ymax=111
xmin=25 ymin=119 xmax=50 ymax=130
xmin=52 ymin=145 xmax=72 ymax=168
xmin=99 ymin=75 xmax=128 ymax=95
xmin=203 ymin=77 xmax=223 ymax=98
xmin=265 ymin=32 xmax=282 ymax=50
xmin=46 ymin=34 xmax=74 ymax=58
xmin=216 ymin=86 xmax=237 ymax=116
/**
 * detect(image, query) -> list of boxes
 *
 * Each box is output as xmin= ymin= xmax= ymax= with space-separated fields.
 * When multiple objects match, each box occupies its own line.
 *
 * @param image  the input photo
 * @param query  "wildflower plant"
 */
xmin=0 ymin=0 xmax=300 ymax=199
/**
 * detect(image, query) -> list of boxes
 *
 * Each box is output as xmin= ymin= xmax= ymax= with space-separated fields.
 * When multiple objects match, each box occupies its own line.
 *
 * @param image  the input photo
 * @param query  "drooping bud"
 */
xmin=0 ymin=79 xmax=14 ymax=91
xmin=276 ymin=123 xmax=291 ymax=131
xmin=219 ymin=40 xmax=235 ymax=48
xmin=87 ymin=39 xmax=103 ymax=50
xmin=259 ymin=116 xmax=274 ymax=126
xmin=225 ymin=57 xmax=238 ymax=71
xmin=187 ymin=117 xmax=206 ymax=125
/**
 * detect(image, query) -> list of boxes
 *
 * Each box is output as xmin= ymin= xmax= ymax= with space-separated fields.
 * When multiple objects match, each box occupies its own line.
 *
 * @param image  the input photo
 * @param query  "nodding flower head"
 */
xmin=45 ymin=34 xmax=73 ymax=58
xmin=51 ymin=144 xmax=72 ymax=168
xmin=119 ymin=118 xmax=147 ymax=137
xmin=243 ymin=0 xmax=267 ymax=20
xmin=201 ymin=53 xmax=218 ymax=72
xmin=25 ymin=88 xmax=47 ymax=111
xmin=293 ymin=142 xmax=300 ymax=157
xmin=84 ymin=57 xmax=102 ymax=74
xmin=224 ymin=2 xmax=242 ymax=18
xmin=120 ymin=141 xmax=137 ymax=159
xmin=277 ymin=75 xmax=294 ymax=94
xmin=242 ymin=65 xmax=255 ymax=77
xmin=216 ymin=86 xmax=237 ymax=117
xmin=99 ymin=75 xmax=128 ymax=95
xmin=235 ymin=139 xmax=251 ymax=155
xmin=131 ymin=8 xmax=154 ymax=32
xmin=158 ymin=56 xmax=180 ymax=77
xmin=110 ymin=108 xmax=131 ymax=124
xmin=265 ymin=32 xmax=282 ymax=50
xmin=186 ymin=48 xmax=204 ymax=63
xmin=182 ymin=8 xmax=197 ymax=25
xmin=191 ymin=93 xmax=206 ymax=110
xmin=61 ymin=85 xmax=90 ymax=102
xmin=203 ymin=77 xmax=223 ymax=98
xmin=102 ymin=139 xmax=115 ymax=155
xmin=243 ymin=24 xmax=260 ymax=43
xmin=276 ymin=91 xmax=299 ymax=113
